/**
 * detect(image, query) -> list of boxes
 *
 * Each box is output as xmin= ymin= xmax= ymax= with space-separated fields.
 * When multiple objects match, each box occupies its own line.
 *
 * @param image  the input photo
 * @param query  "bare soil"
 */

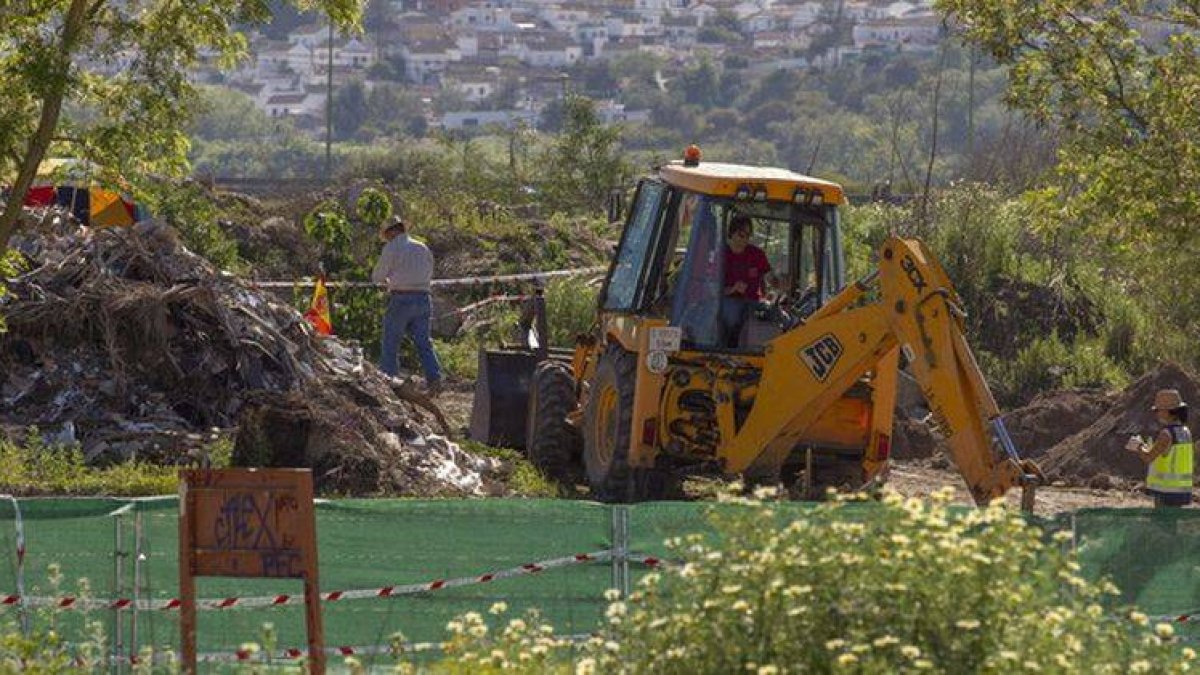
xmin=884 ymin=461 xmax=1148 ymax=516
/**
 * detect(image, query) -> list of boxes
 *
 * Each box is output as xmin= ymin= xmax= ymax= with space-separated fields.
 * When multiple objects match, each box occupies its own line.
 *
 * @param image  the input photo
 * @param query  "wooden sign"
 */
xmin=179 ymin=468 xmax=324 ymax=673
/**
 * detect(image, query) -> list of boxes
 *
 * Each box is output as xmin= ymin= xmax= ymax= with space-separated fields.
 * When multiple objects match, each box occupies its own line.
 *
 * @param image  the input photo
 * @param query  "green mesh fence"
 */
xmin=1 ymin=497 xmax=1199 ymax=669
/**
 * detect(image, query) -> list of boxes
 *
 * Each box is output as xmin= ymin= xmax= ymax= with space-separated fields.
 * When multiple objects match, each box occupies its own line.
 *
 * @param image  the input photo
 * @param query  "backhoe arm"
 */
xmin=720 ymin=237 xmax=1039 ymax=505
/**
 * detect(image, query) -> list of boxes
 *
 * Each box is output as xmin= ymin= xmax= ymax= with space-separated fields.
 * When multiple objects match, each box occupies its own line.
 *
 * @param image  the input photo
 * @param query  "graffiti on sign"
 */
xmin=190 ymin=483 xmax=310 ymax=578
xmin=179 ymin=469 xmax=324 ymax=673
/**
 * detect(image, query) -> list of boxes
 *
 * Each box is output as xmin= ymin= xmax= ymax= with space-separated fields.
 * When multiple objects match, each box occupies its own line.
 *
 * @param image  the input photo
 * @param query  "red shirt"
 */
xmin=724 ymin=244 xmax=771 ymax=300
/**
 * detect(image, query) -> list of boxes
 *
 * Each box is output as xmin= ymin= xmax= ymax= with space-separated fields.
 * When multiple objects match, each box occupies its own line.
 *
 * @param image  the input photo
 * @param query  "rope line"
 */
xmin=250 ymin=266 xmax=605 ymax=289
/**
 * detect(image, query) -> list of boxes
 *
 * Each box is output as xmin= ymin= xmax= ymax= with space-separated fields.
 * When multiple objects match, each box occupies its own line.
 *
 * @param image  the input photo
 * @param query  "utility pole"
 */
xmin=325 ymin=19 xmax=334 ymax=182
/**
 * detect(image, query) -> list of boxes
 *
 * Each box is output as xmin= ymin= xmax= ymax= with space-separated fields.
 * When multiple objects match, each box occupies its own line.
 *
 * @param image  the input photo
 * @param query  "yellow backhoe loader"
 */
xmin=470 ymin=149 xmax=1042 ymax=507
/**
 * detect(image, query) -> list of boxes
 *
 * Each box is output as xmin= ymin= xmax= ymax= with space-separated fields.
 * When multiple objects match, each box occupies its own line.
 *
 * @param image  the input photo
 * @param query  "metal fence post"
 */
xmin=610 ymin=505 xmax=631 ymax=597
xmin=620 ymin=507 xmax=631 ymax=598
xmin=1071 ymin=513 xmax=1078 ymax=553
xmin=132 ymin=507 xmax=144 ymax=662
xmin=113 ymin=511 xmax=127 ymax=671
xmin=3 ymin=495 xmax=29 ymax=636
xmin=609 ymin=506 xmax=631 ymax=598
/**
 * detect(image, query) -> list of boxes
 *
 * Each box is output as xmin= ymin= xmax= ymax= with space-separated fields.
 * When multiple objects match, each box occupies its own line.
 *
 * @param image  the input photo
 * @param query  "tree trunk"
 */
xmin=920 ymin=44 xmax=949 ymax=228
xmin=0 ymin=0 xmax=91 ymax=257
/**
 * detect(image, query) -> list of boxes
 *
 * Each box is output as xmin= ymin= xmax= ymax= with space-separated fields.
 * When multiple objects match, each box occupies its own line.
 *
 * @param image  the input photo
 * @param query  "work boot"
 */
xmin=425 ymin=380 xmax=444 ymax=397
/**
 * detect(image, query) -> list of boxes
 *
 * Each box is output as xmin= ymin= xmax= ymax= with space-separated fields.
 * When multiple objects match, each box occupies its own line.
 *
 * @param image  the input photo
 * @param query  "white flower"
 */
xmin=489 ymin=601 xmax=508 ymax=615
xmin=575 ymin=657 xmax=597 ymax=675
xmin=873 ymin=635 xmax=899 ymax=648
xmin=955 ymin=619 xmax=981 ymax=630
xmin=1156 ymin=622 xmax=1176 ymax=638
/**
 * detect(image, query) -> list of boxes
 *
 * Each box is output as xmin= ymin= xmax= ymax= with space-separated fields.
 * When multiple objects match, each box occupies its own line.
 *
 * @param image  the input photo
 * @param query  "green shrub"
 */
xmin=355 ymin=186 xmax=393 ymax=227
xmin=144 ymin=182 xmax=242 ymax=272
xmin=544 ymin=276 xmax=598 ymax=348
xmin=0 ymin=432 xmax=180 ymax=496
xmin=984 ymin=333 xmax=1128 ymax=405
xmin=434 ymin=490 xmax=1192 ymax=672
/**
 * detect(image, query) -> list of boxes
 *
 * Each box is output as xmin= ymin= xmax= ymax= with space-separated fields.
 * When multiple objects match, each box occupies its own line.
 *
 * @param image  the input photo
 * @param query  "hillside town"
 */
xmin=177 ymin=0 xmax=942 ymax=134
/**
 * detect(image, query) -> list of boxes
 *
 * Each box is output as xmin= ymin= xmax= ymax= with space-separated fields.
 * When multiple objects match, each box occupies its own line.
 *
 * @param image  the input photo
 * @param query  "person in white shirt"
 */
xmin=372 ymin=216 xmax=443 ymax=395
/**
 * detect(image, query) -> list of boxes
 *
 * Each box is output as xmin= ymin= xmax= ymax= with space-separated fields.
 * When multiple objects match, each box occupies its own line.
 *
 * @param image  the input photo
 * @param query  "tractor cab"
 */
xmin=600 ymin=150 xmax=847 ymax=352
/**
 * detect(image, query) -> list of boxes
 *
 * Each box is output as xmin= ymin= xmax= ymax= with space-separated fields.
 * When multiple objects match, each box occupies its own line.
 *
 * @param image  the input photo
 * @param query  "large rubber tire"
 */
xmin=583 ymin=345 xmax=638 ymax=501
xmin=525 ymin=360 xmax=582 ymax=482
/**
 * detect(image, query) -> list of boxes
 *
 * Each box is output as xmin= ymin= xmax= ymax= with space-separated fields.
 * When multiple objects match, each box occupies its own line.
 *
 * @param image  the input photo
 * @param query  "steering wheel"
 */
xmin=768 ymin=286 xmax=819 ymax=330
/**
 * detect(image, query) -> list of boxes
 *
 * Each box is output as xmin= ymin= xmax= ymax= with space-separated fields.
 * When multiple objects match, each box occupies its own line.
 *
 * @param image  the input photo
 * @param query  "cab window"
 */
xmin=603 ymin=181 xmax=667 ymax=311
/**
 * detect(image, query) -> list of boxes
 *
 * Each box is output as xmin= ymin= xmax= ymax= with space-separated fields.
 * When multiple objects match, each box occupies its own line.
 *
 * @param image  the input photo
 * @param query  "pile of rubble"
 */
xmin=1 ymin=214 xmax=501 ymax=496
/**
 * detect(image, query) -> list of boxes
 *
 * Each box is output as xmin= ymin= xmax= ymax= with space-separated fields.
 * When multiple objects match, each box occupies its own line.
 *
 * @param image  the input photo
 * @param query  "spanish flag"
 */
xmin=303 ymin=276 xmax=333 ymax=336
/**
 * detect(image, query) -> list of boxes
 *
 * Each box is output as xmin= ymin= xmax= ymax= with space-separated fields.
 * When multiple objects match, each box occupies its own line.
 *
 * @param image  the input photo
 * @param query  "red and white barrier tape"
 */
xmin=1152 ymin=611 xmax=1200 ymax=624
xmin=250 ymin=266 xmax=605 ymax=290
xmin=627 ymin=554 xmax=667 ymax=568
xmin=3 ymin=549 xmax=615 ymax=612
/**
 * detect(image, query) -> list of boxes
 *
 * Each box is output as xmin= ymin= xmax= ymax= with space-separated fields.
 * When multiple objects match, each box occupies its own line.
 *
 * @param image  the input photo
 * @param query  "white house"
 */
xmin=456 ymin=32 xmax=480 ymax=58
xmin=258 ymin=89 xmax=326 ymax=122
xmin=513 ymin=33 xmax=583 ymax=67
xmin=634 ymin=0 xmax=669 ymax=16
xmin=401 ymin=39 xmax=462 ymax=83
xmin=743 ymin=11 xmax=776 ymax=33
xmin=576 ymin=22 xmax=610 ymax=56
xmin=851 ymin=14 xmax=941 ymax=49
xmin=662 ymin=15 xmax=699 ymax=43
xmin=785 ymin=2 xmax=823 ymax=29
xmin=450 ymin=5 xmax=515 ymax=31
xmin=335 ymin=38 xmax=375 ymax=69
xmin=538 ymin=6 xmax=593 ymax=32
xmin=595 ymin=100 xmax=651 ymax=124
xmin=688 ymin=2 xmax=719 ymax=26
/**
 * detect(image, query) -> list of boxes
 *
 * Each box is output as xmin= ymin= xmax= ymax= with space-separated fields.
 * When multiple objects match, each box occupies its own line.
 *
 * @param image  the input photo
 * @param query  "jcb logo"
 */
xmin=800 ymin=334 xmax=843 ymax=382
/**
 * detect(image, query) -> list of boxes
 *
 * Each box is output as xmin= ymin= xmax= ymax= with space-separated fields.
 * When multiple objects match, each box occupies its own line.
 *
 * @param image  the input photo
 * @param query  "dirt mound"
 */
xmin=891 ymin=417 xmax=938 ymax=460
xmin=1 ymin=216 xmax=500 ymax=496
xmin=1001 ymin=388 xmax=1115 ymax=460
xmin=1037 ymin=363 xmax=1200 ymax=485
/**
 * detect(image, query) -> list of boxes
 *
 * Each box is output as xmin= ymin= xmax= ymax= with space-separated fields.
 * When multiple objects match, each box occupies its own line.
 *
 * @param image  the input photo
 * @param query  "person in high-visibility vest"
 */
xmin=1127 ymin=389 xmax=1194 ymax=508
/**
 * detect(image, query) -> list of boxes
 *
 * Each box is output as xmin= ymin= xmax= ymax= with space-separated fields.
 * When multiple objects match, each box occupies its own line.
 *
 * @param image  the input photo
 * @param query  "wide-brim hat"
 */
xmin=1152 ymin=388 xmax=1187 ymax=410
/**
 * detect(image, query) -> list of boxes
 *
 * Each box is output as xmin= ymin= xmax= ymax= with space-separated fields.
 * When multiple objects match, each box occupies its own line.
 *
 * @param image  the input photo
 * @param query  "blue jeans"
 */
xmin=719 ymin=296 xmax=752 ymax=347
xmin=380 ymin=293 xmax=442 ymax=384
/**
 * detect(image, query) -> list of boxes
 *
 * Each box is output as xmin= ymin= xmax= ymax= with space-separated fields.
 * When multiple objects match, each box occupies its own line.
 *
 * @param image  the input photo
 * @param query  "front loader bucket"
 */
xmin=469 ymin=347 xmax=538 ymax=449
